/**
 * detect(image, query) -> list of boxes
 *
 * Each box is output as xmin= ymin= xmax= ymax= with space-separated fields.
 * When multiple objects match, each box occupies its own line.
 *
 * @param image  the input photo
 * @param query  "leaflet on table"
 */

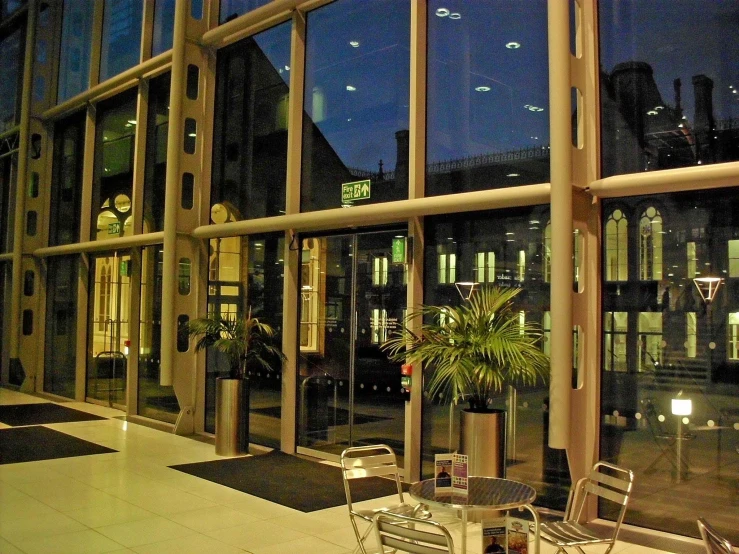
xmin=482 ymin=519 xmax=507 ymax=553
xmin=482 ymin=517 xmax=529 ymax=554
xmin=434 ymin=454 xmax=453 ymax=492
xmin=452 ymin=453 xmax=468 ymax=496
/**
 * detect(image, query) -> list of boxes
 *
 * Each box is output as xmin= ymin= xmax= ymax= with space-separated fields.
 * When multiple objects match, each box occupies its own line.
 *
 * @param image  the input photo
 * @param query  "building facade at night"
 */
xmin=0 ymin=0 xmax=737 ymax=543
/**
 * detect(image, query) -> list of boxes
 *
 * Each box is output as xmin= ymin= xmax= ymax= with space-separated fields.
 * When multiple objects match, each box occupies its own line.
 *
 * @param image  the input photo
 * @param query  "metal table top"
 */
xmin=409 ymin=476 xmax=536 ymax=511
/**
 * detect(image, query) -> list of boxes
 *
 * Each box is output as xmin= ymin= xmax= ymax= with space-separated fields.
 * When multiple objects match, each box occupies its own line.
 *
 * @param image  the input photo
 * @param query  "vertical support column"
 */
xmin=9 ymin=0 xmax=37 ymax=390
xmin=281 ymin=9 xmax=307 ymax=453
xmin=404 ymin=0 xmax=427 ymax=481
xmin=547 ymin=0 xmax=573 ymax=450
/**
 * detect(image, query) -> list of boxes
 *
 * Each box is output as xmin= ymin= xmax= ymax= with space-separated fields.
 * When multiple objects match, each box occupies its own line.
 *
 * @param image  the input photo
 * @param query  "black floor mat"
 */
xmin=0 ymin=426 xmax=117 ymax=465
xmin=0 ymin=403 xmax=107 ymax=426
xmin=170 ymin=450 xmax=404 ymax=512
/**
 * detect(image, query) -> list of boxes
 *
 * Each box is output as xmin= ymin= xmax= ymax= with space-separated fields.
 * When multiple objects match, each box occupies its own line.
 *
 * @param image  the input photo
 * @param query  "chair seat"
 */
xmin=540 ymin=521 xmax=613 ymax=546
xmin=353 ymin=502 xmax=419 ymax=522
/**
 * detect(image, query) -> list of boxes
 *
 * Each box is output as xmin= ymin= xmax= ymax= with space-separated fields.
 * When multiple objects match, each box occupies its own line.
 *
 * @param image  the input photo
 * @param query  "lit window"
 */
xmin=639 ymin=207 xmax=663 ymax=281
xmin=372 ymin=256 xmax=388 ymax=286
xmin=729 ymin=240 xmax=739 ymax=278
xmin=543 ymin=221 xmax=551 ymax=283
xmin=605 ymin=210 xmax=628 ymax=281
xmin=517 ymin=250 xmax=526 ymax=281
xmin=686 ymin=312 xmax=697 ymax=358
xmin=371 ymin=308 xmax=388 ymax=344
xmin=687 ymin=242 xmax=698 ymax=279
xmin=638 ymin=312 xmax=662 ymax=372
xmin=475 ymin=251 xmax=496 ymax=283
xmin=604 ymin=311 xmax=628 ymax=372
xmin=729 ymin=313 xmax=739 ymax=360
xmin=542 ymin=311 xmax=551 ymax=356
xmin=438 ymin=245 xmax=456 ymax=284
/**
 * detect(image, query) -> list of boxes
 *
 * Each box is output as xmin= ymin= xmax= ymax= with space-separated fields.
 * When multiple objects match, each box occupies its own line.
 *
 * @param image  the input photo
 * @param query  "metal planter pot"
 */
xmin=460 ymin=408 xmax=506 ymax=478
xmin=215 ymin=377 xmax=250 ymax=456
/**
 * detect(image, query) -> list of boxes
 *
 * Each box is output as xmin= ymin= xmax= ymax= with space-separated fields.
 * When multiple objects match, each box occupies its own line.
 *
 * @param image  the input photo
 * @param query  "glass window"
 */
xmin=152 ymin=0 xmax=175 ymax=56
xmin=3 ymin=1 xmax=25 ymax=18
xmin=475 ymin=251 xmax=496 ymax=284
xmin=58 ymin=0 xmax=94 ymax=102
xmin=0 ymin=29 xmax=22 ymax=132
xmin=211 ymin=23 xmax=290 ymax=221
xmin=729 ymin=239 xmax=739 ymax=277
xmin=599 ymin=0 xmax=739 ymax=177
xmin=219 ymin=0 xmax=271 ymax=23
xmin=50 ymin=112 xmax=85 ymax=246
xmin=92 ymin=91 xmax=137 ymax=241
xmin=601 ymin=190 xmax=739 ymax=543
xmin=205 ymin=234 xmax=284 ymax=448
xmin=0 ymin=155 xmax=14 ymax=253
xmin=423 ymin=207 xmax=563 ymax=508
xmin=139 ymin=246 xmax=178 ymax=422
xmin=605 ymin=209 xmax=628 ymax=281
xmin=639 ymin=206 xmax=663 ymax=281
xmin=44 ymin=256 xmax=78 ymax=399
xmin=426 ymin=0 xmax=549 ymax=196
xmin=301 ymin=0 xmax=410 ymax=211
xmin=100 ymin=0 xmax=143 ymax=82
xmin=143 ymin=73 xmax=169 ymax=233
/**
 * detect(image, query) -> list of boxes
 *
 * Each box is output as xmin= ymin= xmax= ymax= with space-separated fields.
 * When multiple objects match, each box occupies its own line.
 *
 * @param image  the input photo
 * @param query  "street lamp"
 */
xmin=692 ymin=276 xmax=722 ymax=304
xmin=454 ymin=281 xmax=479 ymax=301
xmin=671 ymin=394 xmax=692 ymax=483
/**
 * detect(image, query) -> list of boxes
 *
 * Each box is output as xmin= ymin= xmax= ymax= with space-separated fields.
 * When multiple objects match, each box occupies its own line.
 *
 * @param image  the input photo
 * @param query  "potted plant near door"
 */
xmin=187 ymin=308 xmax=286 ymax=456
xmin=382 ymin=286 xmax=549 ymax=477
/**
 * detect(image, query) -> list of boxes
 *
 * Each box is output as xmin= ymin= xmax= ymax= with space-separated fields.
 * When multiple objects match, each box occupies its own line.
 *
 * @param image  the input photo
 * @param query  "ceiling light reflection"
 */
xmin=435 ymin=7 xmax=450 ymax=17
xmin=506 ymin=42 xmax=521 ymax=49
xmin=475 ymin=86 xmax=491 ymax=92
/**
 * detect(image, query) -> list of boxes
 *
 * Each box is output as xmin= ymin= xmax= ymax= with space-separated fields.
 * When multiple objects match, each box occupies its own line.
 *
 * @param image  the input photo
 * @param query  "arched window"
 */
xmin=605 ymin=209 xmax=628 ymax=281
xmin=639 ymin=207 xmax=663 ymax=281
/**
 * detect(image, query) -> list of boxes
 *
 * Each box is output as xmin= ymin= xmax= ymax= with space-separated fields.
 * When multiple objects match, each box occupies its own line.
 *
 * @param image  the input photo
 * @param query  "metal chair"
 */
xmin=374 ymin=512 xmax=454 ymax=554
xmin=697 ymin=517 xmax=735 ymax=554
xmin=341 ymin=444 xmax=427 ymax=554
xmin=539 ymin=461 xmax=634 ymax=554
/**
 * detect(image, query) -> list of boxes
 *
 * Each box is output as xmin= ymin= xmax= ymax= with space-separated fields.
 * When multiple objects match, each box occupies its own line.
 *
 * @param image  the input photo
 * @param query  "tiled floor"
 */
xmin=0 ymin=388 xmax=685 ymax=554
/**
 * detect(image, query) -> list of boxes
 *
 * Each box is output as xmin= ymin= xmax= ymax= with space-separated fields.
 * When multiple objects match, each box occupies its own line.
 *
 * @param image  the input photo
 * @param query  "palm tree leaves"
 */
xmin=382 ymin=286 xmax=549 ymax=409
xmin=186 ymin=310 xmax=286 ymax=379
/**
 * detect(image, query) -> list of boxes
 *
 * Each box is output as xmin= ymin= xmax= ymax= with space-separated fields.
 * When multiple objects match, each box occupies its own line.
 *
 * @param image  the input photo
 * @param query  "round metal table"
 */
xmin=409 ymin=476 xmax=540 ymax=554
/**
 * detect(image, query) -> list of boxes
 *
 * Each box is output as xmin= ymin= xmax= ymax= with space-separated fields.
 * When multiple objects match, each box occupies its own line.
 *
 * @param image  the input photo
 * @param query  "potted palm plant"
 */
xmin=187 ymin=308 xmax=286 ymax=456
xmin=382 ymin=286 xmax=549 ymax=477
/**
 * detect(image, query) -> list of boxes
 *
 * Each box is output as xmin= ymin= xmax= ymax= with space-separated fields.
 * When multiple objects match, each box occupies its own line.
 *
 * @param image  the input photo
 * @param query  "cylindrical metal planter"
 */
xmin=460 ymin=409 xmax=506 ymax=477
xmin=215 ymin=377 xmax=249 ymax=456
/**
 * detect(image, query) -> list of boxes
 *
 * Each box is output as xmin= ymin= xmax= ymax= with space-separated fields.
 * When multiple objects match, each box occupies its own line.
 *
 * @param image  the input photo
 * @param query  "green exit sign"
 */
xmin=108 ymin=222 xmax=121 ymax=235
xmin=341 ymin=179 xmax=371 ymax=203
xmin=392 ymin=237 xmax=406 ymax=263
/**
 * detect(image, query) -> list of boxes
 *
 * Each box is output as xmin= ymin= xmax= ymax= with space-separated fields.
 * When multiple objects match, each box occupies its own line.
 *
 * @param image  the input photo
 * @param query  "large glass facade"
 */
xmin=600 ymin=0 xmax=739 ymax=177
xmin=205 ymin=234 xmax=284 ymax=448
xmin=138 ymin=246 xmax=178 ymax=422
xmin=601 ymin=191 xmax=739 ymax=542
xmin=0 ymin=155 xmax=13 ymax=253
xmin=301 ymin=0 xmax=410 ymax=211
xmin=99 ymin=0 xmax=142 ymax=82
xmin=92 ymin=91 xmax=136 ymax=242
xmin=152 ymin=0 xmax=175 ymax=57
xmin=423 ymin=208 xmax=569 ymax=510
xmin=143 ymin=73 xmax=169 ymax=233
xmin=211 ymin=23 xmax=290 ymax=221
xmin=0 ymin=28 xmax=22 ymax=132
xmin=219 ymin=0 xmax=271 ymax=24
xmin=426 ymin=0 xmax=550 ymax=195
xmin=44 ymin=256 xmax=78 ymax=398
xmin=49 ymin=112 xmax=85 ymax=246
xmin=57 ymin=0 xmax=94 ymax=102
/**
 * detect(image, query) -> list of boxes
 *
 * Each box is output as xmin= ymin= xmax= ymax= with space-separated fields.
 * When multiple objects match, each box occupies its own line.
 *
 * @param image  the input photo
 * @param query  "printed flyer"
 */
xmin=482 ymin=519 xmax=507 ymax=553
xmin=434 ymin=454 xmax=454 ymax=492
xmin=507 ymin=517 xmax=529 ymax=554
xmin=452 ymin=453 xmax=469 ymax=496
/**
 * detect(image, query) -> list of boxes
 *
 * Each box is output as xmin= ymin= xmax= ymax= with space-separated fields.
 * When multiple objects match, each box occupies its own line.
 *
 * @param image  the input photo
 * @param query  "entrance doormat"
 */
xmin=170 ymin=450 xmax=405 ymax=512
xmin=0 ymin=403 xmax=108 ymax=427
xmin=0 ymin=426 xmax=117 ymax=465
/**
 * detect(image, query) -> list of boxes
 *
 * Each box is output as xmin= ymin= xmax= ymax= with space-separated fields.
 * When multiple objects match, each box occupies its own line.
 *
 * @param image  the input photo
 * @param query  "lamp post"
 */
xmin=671 ymin=396 xmax=692 ymax=483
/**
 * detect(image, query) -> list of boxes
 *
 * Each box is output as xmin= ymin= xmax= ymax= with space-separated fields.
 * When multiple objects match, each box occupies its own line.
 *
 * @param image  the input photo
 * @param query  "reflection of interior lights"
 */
xmin=188 ymin=133 xmax=196 ymax=137
xmin=346 ymin=85 xmax=357 ymax=91
xmin=507 ymin=173 xmax=520 ymax=177
xmin=647 ymin=110 xmax=658 ymax=116
xmin=349 ymin=40 xmax=360 ymax=47
xmin=506 ymin=41 xmax=521 ymax=49
xmin=449 ymin=12 xmax=461 ymax=19
xmin=671 ymin=397 xmax=692 ymax=416
xmin=475 ymin=86 xmax=491 ymax=92
xmin=127 ymin=120 xmax=137 ymax=125
xmin=655 ymin=105 xmax=664 ymax=111
xmin=435 ymin=7 xmax=450 ymax=17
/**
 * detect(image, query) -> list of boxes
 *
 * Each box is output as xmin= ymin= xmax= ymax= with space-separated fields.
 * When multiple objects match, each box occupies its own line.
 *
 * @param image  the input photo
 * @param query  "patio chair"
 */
xmin=341 ymin=444 xmax=428 ymax=554
xmin=697 ymin=517 xmax=735 ymax=554
xmin=374 ymin=512 xmax=454 ymax=554
xmin=539 ymin=461 xmax=634 ymax=554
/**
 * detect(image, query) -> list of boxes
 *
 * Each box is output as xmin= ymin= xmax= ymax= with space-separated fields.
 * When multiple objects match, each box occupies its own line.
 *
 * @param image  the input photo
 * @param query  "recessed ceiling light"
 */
xmin=435 ymin=7 xmax=450 ymax=17
xmin=349 ymin=40 xmax=360 ymax=48
xmin=507 ymin=173 xmax=520 ymax=177
xmin=654 ymin=105 xmax=664 ymax=111
xmin=475 ymin=86 xmax=491 ymax=92
xmin=506 ymin=41 xmax=521 ymax=49
xmin=449 ymin=12 xmax=461 ymax=19
xmin=285 ymin=65 xmax=290 ymax=70
xmin=188 ymin=133 xmax=196 ymax=137
xmin=647 ymin=109 xmax=658 ymax=116
xmin=346 ymin=85 xmax=356 ymax=91
xmin=127 ymin=120 xmax=136 ymax=125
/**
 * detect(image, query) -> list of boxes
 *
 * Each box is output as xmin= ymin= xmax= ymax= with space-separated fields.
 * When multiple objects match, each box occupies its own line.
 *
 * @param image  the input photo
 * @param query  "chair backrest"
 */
xmin=340 ymin=444 xmax=404 ymax=511
xmin=374 ymin=512 xmax=454 ymax=554
xmin=697 ymin=517 xmax=735 ymax=554
xmin=566 ymin=461 xmax=634 ymax=533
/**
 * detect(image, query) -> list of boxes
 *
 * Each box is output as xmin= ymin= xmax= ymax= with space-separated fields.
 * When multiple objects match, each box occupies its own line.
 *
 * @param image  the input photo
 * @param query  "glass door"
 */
xmin=87 ymin=251 xmax=131 ymax=408
xmin=297 ymin=230 xmax=408 ymax=465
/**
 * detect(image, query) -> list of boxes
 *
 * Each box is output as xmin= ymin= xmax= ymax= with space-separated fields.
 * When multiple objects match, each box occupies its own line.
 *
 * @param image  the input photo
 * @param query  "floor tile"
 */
xmin=205 ymin=520 xmax=308 ymax=550
xmin=166 ymin=505 xmax=260 ymax=533
xmin=95 ymin=517 xmax=196 ymax=548
xmin=0 ymin=510 xmax=87 ymax=543
xmin=14 ymin=529 xmax=126 ymax=554
xmin=130 ymin=533 xmax=249 ymax=554
xmin=250 ymin=535 xmax=352 ymax=554
xmin=66 ymin=499 xmax=156 ymax=528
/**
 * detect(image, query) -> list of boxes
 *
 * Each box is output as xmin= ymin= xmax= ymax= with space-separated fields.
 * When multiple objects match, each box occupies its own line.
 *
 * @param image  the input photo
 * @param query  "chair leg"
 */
xmin=349 ymin=515 xmax=372 ymax=554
